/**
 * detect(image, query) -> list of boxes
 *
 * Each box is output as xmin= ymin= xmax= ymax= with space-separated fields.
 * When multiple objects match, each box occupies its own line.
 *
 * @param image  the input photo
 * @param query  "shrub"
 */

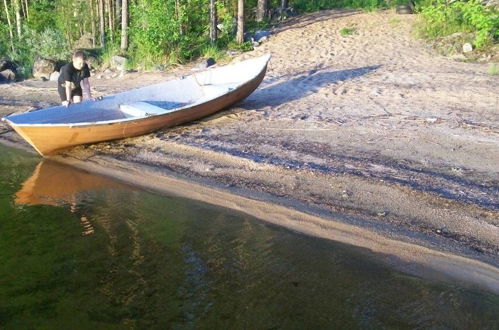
xmin=418 ymin=0 xmax=499 ymax=49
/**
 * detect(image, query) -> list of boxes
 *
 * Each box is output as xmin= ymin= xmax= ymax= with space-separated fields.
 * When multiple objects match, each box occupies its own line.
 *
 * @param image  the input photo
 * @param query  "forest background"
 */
xmin=0 ymin=0 xmax=497 ymax=78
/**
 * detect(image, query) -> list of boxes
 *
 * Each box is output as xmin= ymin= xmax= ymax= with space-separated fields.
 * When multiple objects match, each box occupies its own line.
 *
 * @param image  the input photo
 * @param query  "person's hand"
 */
xmin=62 ymin=100 xmax=71 ymax=108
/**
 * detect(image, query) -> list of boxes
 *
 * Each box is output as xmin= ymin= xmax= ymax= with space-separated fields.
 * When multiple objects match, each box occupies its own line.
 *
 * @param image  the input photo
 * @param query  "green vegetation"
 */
xmin=1 ymin=0 xmax=497 ymax=79
xmin=340 ymin=27 xmax=357 ymax=36
xmin=417 ymin=0 xmax=499 ymax=50
xmin=489 ymin=63 xmax=499 ymax=74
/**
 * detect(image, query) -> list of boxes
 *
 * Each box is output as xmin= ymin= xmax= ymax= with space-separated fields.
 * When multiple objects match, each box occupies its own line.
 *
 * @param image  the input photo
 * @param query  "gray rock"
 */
xmin=0 ymin=69 xmax=16 ymax=82
xmin=86 ymin=56 xmax=99 ymax=70
xmin=49 ymin=71 xmax=60 ymax=81
xmin=462 ymin=43 xmax=473 ymax=53
xmin=111 ymin=55 xmax=127 ymax=72
xmin=0 ymin=58 xmax=16 ymax=72
xmin=32 ymin=58 xmax=55 ymax=79
xmin=195 ymin=58 xmax=216 ymax=70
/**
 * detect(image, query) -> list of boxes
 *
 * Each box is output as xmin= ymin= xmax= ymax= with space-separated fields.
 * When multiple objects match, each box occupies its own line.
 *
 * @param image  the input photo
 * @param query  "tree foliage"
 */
xmin=0 ymin=0 xmax=496 ymax=78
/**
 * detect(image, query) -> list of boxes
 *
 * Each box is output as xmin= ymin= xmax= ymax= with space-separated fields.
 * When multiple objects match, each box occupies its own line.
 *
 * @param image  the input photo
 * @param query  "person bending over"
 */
xmin=58 ymin=51 xmax=92 ymax=107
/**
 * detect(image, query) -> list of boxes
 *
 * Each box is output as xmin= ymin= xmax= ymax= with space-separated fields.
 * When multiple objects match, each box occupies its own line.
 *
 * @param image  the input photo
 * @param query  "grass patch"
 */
xmin=340 ymin=27 xmax=357 ymax=36
xmin=389 ymin=17 xmax=401 ymax=26
xmin=489 ymin=63 xmax=499 ymax=75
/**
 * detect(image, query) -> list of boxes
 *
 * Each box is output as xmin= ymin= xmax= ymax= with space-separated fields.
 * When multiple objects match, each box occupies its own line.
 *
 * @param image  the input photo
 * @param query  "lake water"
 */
xmin=0 ymin=144 xmax=498 ymax=329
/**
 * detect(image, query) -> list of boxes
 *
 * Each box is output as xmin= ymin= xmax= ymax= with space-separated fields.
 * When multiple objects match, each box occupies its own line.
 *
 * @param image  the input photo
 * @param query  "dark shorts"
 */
xmin=58 ymin=85 xmax=82 ymax=102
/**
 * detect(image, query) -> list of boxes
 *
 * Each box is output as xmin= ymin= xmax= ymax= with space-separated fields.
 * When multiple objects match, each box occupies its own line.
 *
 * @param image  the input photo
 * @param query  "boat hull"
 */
xmin=5 ymin=59 xmax=268 ymax=156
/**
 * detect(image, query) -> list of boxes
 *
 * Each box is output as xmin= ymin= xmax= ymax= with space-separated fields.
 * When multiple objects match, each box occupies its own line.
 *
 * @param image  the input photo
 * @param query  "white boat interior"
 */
xmin=4 ymin=54 xmax=270 ymax=126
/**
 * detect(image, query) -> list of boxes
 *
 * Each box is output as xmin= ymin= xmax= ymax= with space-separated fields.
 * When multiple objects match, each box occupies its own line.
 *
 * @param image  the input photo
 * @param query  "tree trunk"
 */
xmin=120 ymin=0 xmax=128 ymax=51
xmin=210 ymin=0 xmax=217 ymax=45
xmin=236 ymin=0 xmax=244 ymax=44
xmin=23 ymin=0 xmax=28 ymax=18
xmin=256 ymin=0 xmax=267 ymax=22
xmin=2 ymin=0 xmax=15 ymax=51
xmin=115 ymin=0 xmax=121 ymax=23
xmin=14 ymin=0 xmax=21 ymax=38
xmin=175 ymin=0 xmax=183 ymax=35
xmin=90 ymin=0 xmax=96 ymax=47
xmin=107 ymin=0 xmax=114 ymax=42
xmin=99 ymin=0 xmax=106 ymax=48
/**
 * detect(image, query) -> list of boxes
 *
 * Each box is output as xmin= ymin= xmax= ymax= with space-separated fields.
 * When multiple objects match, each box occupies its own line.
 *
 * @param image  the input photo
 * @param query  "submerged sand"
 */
xmin=1 ymin=10 xmax=498 ymax=290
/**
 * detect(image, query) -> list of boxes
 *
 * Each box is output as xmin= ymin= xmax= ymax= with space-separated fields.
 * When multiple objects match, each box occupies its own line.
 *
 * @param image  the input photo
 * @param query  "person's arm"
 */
xmin=82 ymin=78 xmax=92 ymax=100
xmin=63 ymin=81 xmax=72 ymax=107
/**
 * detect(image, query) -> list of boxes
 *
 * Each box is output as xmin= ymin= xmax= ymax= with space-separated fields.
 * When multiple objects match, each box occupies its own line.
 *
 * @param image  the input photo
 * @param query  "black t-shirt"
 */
xmin=58 ymin=62 xmax=90 ymax=89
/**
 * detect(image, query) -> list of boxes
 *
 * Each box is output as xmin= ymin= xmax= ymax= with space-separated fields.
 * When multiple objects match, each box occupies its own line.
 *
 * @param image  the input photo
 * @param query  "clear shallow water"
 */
xmin=0 ymin=144 xmax=498 ymax=329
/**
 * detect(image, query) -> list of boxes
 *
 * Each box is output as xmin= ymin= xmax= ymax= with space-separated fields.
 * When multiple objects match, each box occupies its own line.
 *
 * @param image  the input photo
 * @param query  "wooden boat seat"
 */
xmin=120 ymin=102 xmax=169 ymax=118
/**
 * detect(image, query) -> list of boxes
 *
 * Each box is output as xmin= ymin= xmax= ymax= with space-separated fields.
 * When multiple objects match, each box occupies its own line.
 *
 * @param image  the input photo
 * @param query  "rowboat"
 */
xmin=2 ymin=54 xmax=271 ymax=156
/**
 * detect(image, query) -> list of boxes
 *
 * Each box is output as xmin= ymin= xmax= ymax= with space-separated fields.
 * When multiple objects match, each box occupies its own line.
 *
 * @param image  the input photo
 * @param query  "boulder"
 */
xmin=193 ymin=58 xmax=216 ymax=71
xmin=111 ymin=55 xmax=127 ymax=72
xmin=49 ymin=71 xmax=60 ymax=81
xmin=0 ymin=69 xmax=16 ymax=83
xmin=0 ymin=58 xmax=16 ymax=72
xmin=33 ymin=58 xmax=55 ymax=79
xmin=462 ymin=43 xmax=473 ymax=53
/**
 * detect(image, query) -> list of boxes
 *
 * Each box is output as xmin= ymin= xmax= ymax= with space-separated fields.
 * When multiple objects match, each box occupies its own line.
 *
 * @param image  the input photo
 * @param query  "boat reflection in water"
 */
xmin=14 ymin=159 xmax=130 ymax=235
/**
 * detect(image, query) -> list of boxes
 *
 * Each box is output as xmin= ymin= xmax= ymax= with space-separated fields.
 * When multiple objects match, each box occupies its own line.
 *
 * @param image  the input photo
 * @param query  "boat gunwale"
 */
xmin=2 ymin=54 xmax=271 ymax=129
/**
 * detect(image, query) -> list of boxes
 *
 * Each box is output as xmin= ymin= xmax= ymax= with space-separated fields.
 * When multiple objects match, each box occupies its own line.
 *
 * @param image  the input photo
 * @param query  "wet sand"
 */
xmin=1 ymin=10 xmax=498 ymax=290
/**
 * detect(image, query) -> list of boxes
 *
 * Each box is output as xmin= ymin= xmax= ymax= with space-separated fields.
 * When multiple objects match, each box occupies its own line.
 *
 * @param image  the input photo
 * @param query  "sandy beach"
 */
xmin=1 ymin=10 xmax=498 ymax=289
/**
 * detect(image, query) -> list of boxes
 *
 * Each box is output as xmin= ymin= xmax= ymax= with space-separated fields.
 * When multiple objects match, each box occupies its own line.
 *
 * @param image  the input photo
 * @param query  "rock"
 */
xmin=49 ymin=71 xmax=60 ymax=81
xmin=0 ymin=69 xmax=16 ymax=83
xmin=195 ymin=58 xmax=215 ymax=70
xmin=85 ymin=56 xmax=99 ymax=70
xmin=396 ymin=4 xmax=413 ymax=14
xmin=32 ymin=58 xmax=55 ymax=79
xmin=462 ymin=43 xmax=473 ymax=53
xmin=111 ymin=55 xmax=127 ymax=72
xmin=0 ymin=58 xmax=16 ymax=72
xmin=253 ymin=41 xmax=260 ymax=47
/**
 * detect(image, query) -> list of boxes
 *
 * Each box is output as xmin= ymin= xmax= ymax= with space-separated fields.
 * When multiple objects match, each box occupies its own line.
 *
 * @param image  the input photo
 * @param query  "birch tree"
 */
xmin=2 ymin=0 xmax=14 ymax=51
xmin=210 ymin=0 xmax=217 ymax=45
xmin=98 ymin=0 xmax=105 ymax=48
xmin=236 ymin=0 xmax=244 ymax=44
xmin=120 ymin=0 xmax=128 ymax=51
xmin=14 ymin=0 xmax=21 ymax=38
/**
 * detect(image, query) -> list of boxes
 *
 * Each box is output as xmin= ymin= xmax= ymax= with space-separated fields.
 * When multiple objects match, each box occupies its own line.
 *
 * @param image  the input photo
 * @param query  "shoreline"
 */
xmin=1 ymin=137 xmax=498 ymax=294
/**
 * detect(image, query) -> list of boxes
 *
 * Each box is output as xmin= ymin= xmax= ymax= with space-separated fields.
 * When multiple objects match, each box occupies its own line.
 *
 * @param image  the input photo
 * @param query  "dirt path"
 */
xmin=1 ymin=10 xmax=498 ymax=277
